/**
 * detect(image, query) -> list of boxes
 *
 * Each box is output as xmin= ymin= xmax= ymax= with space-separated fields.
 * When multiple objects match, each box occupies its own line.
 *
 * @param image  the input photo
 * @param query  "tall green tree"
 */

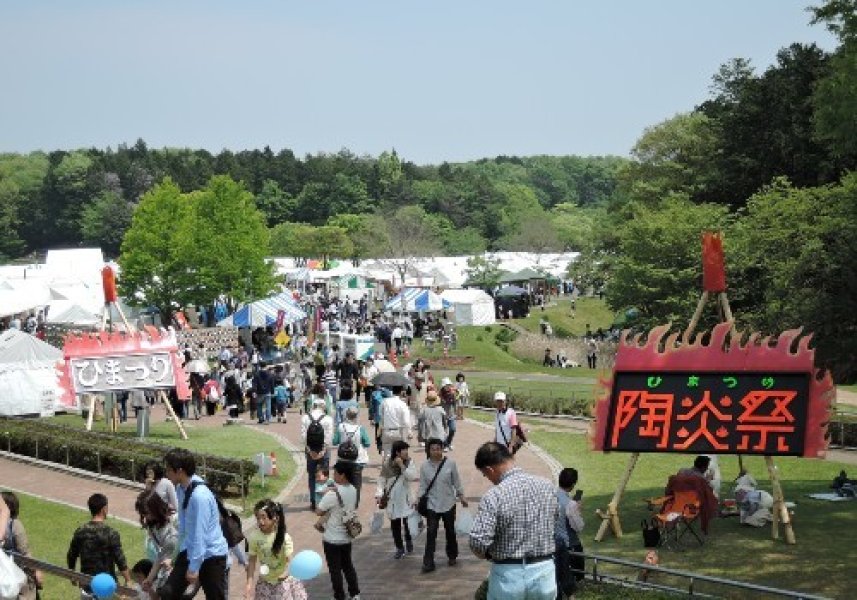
xmin=179 ymin=175 xmax=276 ymax=308
xmin=118 ymin=178 xmax=190 ymax=324
xmin=605 ymin=197 xmax=730 ymax=329
xmin=811 ymin=0 xmax=857 ymax=158
xmin=464 ymin=254 xmax=503 ymax=290
xmin=729 ymin=175 xmax=857 ymax=380
xmin=79 ymin=191 xmax=135 ymax=258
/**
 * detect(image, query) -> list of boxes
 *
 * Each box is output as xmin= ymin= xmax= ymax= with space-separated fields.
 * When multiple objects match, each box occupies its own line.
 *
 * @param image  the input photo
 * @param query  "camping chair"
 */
xmin=651 ymin=490 xmax=705 ymax=549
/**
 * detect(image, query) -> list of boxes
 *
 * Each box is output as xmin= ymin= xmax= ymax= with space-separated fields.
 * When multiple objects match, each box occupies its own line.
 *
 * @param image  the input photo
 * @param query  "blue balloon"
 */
xmin=289 ymin=549 xmax=323 ymax=581
xmin=90 ymin=573 xmax=116 ymax=599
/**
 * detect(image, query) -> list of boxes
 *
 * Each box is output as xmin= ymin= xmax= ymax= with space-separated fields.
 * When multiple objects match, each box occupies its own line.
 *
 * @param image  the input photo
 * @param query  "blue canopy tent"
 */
xmin=384 ymin=289 xmax=450 ymax=313
xmin=217 ymin=293 xmax=307 ymax=328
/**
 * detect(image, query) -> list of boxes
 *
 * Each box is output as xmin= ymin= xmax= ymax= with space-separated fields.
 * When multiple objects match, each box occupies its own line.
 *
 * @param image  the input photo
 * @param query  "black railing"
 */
xmin=574 ymin=551 xmax=829 ymax=599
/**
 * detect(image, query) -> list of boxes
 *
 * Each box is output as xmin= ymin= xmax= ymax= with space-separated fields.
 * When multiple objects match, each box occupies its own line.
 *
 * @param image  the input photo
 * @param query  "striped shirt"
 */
xmin=469 ymin=468 xmax=558 ymax=561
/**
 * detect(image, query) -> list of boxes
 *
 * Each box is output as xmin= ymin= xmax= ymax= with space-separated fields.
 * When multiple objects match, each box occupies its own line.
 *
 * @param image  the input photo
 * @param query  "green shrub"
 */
xmin=484 ymin=326 xmax=493 ymax=332
xmin=470 ymin=390 xmax=593 ymax=416
xmin=0 ymin=418 xmax=254 ymax=496
xmin=553 ymin=325 xmax=573 ymax=338
xmin=494 ymin=328 xmax=518 ymax=344
xmin=475 ymin=335 xmax=483 ymax=342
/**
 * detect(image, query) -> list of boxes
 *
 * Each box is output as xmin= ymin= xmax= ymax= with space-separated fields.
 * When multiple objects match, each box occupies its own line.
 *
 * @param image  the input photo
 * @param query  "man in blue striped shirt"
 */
xmin=160 ymin=448 xmax=229 ymax=599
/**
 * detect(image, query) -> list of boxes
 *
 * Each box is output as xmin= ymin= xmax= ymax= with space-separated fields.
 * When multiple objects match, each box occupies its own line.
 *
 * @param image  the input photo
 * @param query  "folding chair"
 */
xmin=653 ymin=490 xmax=705 ymax=549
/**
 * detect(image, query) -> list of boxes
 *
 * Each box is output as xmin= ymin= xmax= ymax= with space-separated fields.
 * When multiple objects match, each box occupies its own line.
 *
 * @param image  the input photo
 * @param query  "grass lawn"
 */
xmin=12 ymin=492 xmax=146 ymax=600
xmin=437 ymin=325 xmax=607 ymax=378
xmin=524 ymin=428 xmax=856 ymax=599
xmin=46 ymin=413 xmax=296 ymax=514
xmin=518 ymin=296 xmax=615 ymax=338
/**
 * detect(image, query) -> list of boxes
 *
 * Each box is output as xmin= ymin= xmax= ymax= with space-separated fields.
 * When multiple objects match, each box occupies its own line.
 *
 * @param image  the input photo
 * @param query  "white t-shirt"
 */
xmin=318 ymin=483 xmax=358 ymax=544
xmin=494 ymin=408 xmax=518 ymax=445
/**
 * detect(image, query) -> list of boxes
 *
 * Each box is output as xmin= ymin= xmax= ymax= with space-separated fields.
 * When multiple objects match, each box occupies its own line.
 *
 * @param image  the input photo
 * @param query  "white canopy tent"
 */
xmin=0 ymin=329 xmax=66 ymax=416
xmin=440 ymin=289 xmax=496 ymax=326
xmin=46 ymin=301 xmax=101 ymax=326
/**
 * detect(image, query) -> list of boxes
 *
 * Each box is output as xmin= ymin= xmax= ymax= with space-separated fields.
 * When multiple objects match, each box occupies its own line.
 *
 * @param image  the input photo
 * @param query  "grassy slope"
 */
xmin=46 ymin=414 xmax=296 ymax=514
xmin=517 ymin=296 xmax=616 ymax=338
xmin=13 ymin=493 xmax=146 ymax=600
xmin=473 ymin=407 xmax=856 ymax=599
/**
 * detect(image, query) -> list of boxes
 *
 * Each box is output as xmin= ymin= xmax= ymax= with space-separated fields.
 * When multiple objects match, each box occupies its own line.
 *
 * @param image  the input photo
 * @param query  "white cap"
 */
xmin=441 ymin=377 xmax=452 ymax=387
xmin=494 ymin=391 xmax=507 ymax=402
xmin=313 ymin=397 xmax=327 ymax=408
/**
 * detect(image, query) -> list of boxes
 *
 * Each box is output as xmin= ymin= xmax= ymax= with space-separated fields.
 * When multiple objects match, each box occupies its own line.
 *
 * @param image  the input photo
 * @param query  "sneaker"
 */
xmin=351 ymin=596 xmax=361 ymax=600
xmin=406 ymin=544 xmax=414 ymax=554
xmin=447 ymin=444 xmax=454 ymax=451
xmin=421 ymin=563 xmax=436 ymax=573
xmin=443 ymin=447 xmax=449 ymax=453
xmin=394 ymin=549 xmax=405 ymax=559
xmin=448 ymin=558 xmax=457 ymax=566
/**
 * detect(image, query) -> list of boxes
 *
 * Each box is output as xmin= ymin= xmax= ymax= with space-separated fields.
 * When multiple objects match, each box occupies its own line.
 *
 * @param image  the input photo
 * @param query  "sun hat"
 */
xmin=441 ymin=377 xmax=452 ymax=387
xmin=494 ymin=391 xmax=507 ymax=402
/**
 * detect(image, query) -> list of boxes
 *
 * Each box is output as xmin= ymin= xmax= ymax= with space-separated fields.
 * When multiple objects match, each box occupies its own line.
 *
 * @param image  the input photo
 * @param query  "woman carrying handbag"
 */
xmin=375 ymin=441 xmax=419 ymax=559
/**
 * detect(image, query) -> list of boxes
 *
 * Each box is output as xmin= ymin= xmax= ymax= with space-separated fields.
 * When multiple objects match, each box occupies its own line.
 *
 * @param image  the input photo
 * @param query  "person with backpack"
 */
xmin=332 ymin=407 xmax=371 ymax=508
xmin=302 ymin=397 xmax=335 ymax=511
xmin=1 ymin=491 xmax=42 ymax=600
xmin=160 ymin=448 xmax=229 ymax=600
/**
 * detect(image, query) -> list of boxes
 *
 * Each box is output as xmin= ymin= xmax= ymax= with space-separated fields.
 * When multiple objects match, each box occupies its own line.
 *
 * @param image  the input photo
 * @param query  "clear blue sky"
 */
xmin=0 ymin=1 xmax=836 ymax=165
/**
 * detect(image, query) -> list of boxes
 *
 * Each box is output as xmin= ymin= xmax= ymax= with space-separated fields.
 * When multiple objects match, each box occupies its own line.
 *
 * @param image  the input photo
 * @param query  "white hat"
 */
xmin=441 ymin=377 xmax=452 ymax=387
xmin=494 ymin=391 xmax=507 ymax=402
xmin=313 ymin=397 xmax=327 ymax=408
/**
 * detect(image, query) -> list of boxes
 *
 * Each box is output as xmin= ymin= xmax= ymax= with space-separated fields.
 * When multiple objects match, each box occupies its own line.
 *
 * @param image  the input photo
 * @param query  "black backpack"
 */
xmin=182 ymin=481 xmax=244 ymax=547
xmin=338 ymin=425 xmax=359 ymax=461
xmin=306 ymin=414 xmax=326 ymax=452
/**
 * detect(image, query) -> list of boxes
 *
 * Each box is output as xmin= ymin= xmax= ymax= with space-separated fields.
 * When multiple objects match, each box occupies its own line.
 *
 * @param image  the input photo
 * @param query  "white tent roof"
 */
xmin=440 ymin=289 xmax=494 ymax=304
xmin=0 ymin=329 xmax=62 ymax=371
xmin=46 ymin=301 xmax=100 ymax=326
xmin=0 ymin=280 xmax=52 ymax=318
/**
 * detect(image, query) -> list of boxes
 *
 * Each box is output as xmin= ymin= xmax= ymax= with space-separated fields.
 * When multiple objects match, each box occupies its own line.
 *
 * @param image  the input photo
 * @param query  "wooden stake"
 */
xmin=113 ymin=301 xmax=134 ymax=332
xmin=764 ymin=456 xmax=796 ymax=544
xmin=159 ymin=390 xmax=189 ymax=440
xmin=85 ymin=395 xmax=96 ymax=432
xmin=595 ymin=452 xmax=639 ymax=541
xmin=682 ymin=291 xmax=709 ymax=343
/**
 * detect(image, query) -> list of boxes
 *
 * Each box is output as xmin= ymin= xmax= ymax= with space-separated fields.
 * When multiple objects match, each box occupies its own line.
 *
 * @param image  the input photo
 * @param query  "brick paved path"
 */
xmin=2 ymin=400 xmax=556 ymax=599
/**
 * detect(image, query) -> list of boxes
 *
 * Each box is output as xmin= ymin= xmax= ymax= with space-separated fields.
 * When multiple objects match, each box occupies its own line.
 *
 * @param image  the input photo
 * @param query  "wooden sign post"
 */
xmin=591 ymin=232 xmax=832 ymax=545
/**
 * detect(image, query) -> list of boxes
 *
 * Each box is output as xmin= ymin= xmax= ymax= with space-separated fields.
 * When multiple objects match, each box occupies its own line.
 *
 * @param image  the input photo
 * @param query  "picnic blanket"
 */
xmin=807 ymin=493 xmax=855 ymax=502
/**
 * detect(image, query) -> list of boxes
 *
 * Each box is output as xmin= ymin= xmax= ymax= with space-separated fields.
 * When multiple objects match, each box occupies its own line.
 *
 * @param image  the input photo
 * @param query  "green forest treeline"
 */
xmin=0 ymin=1 xmax=855 ymax=378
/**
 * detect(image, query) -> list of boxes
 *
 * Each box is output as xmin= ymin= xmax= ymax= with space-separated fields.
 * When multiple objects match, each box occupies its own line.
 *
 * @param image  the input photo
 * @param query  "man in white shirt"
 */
xmin=301 ymin=398 xmax=335 ymax=511
xmin=493 ymin=392 xmax=518 ymax=452
xmin=361 ymin=358 xmax=380 ymax=419
xmin=391 ymin=323 xmax=404 ymax=355
xmin=379 ymin=390 xmax=412 ymax=459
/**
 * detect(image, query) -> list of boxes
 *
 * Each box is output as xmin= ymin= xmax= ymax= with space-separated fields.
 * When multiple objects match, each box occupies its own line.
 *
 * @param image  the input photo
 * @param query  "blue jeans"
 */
xmin=257 ymin=393 xmax=271 ymax=423
xmin=306 ymin=450 xmax=330 ymax=509
xmin=488 ymin=559 xmax=556 ymax=600
xmin=445 ymin=417 xmax=457 ymax=447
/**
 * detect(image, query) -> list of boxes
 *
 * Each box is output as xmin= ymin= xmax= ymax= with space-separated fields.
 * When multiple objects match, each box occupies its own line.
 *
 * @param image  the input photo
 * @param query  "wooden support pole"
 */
xmin=682 ymin=291 xmax=709 ymax=343
xmin=595 ymin=452 xmax=639 ymax=542
xmin=85 ymin=395 xmax=96 ymax=432
xmin=113 ymin=301 xmax=133 ymax=332
xmin=764 ymin=455 xmax=796 ymax=544
xmin=159 ymin=390 xmax=189 ymax=440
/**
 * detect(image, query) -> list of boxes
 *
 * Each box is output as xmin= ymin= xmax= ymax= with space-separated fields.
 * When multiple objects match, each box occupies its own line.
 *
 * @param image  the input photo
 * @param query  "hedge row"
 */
xmin=0 ymin=418 xmax=255 ymax=496
xmin=471 ymin=389 xmax=593 ymax=416
xmin=470 ymin=393 xmax=857 ymax=447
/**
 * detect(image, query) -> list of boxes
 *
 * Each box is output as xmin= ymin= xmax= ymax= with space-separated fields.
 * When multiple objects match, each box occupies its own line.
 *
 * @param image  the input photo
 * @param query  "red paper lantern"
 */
xmin=702 ymin=232 xmax=726 ymax=293
xmin=101 ymin=266 xmax=118 ymax=303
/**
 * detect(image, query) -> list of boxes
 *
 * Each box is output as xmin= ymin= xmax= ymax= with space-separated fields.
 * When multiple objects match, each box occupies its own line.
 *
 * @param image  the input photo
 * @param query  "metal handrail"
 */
xmin=573 ymin=551 xmax=830 ymax=599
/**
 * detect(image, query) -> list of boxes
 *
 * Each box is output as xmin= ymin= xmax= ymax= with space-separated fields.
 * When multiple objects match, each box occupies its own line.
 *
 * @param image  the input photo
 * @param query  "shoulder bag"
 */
xmin=333 ymin=487 xmax=363 ymax=539
xmin=417 ymin=457 xmax=447 ymax=517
